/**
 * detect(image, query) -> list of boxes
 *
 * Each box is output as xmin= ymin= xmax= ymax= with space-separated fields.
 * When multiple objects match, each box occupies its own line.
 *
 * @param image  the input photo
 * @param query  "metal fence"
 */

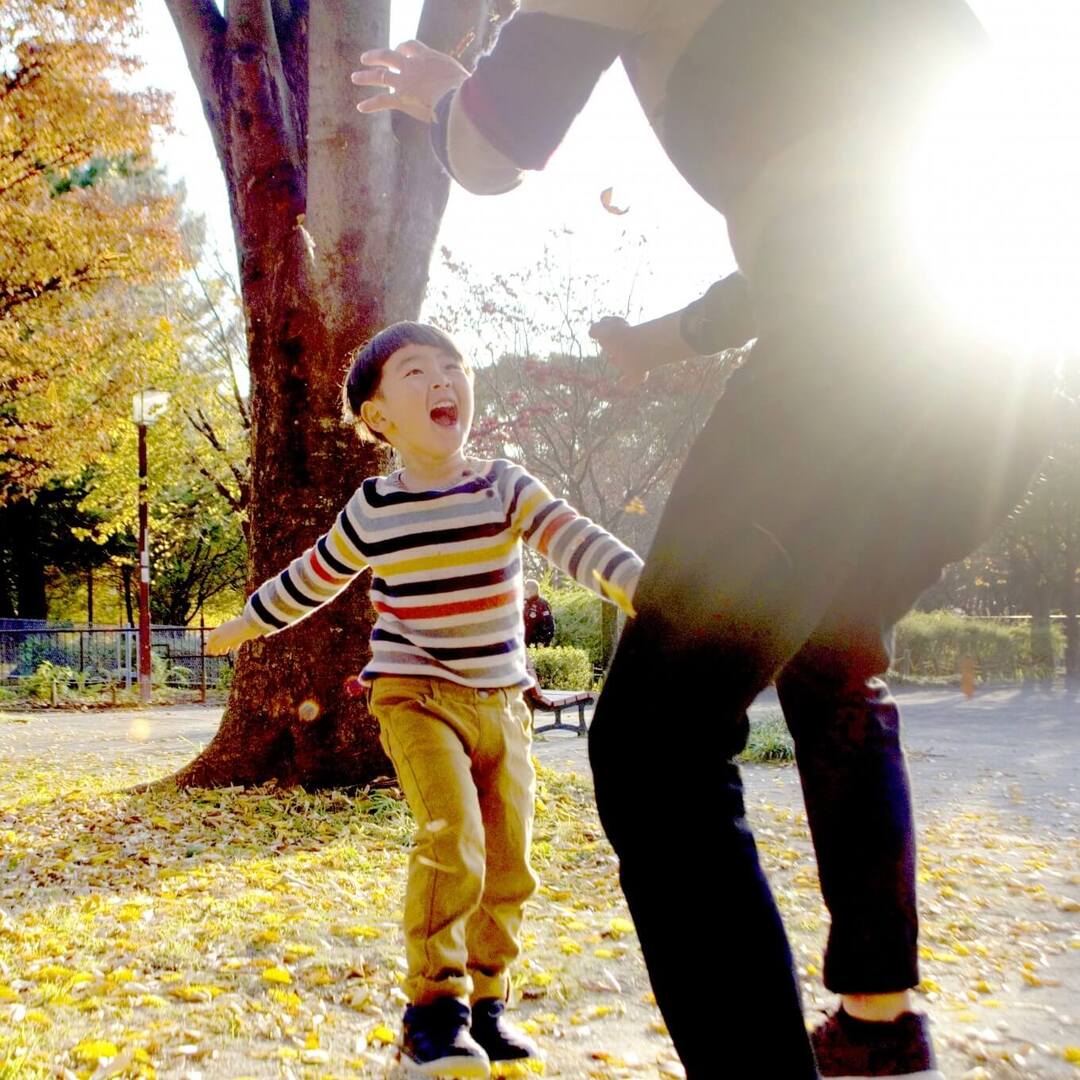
xmin=0 ymin=624 xmax=230 ymax=703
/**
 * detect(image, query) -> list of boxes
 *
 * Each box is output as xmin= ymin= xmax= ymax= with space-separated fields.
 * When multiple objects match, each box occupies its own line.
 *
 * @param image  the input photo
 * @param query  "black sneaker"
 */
xmin=399 ymin=998 xmax=491 ymax=1078
xmin=470 ymin=998 xmax=542 ymax=1071
xmin=811 ymin=1009 xmax=944 ymax=1080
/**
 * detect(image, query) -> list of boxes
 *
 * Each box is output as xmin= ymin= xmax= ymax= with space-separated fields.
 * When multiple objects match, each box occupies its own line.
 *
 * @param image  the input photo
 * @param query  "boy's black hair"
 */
xmin=341 ymin=321 xmax=464 ymax=442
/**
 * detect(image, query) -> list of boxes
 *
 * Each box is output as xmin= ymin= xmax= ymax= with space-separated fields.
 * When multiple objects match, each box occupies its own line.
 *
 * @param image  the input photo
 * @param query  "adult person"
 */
xmin=350 ymin=5 xmax=1052 ymax=1076
xmin=522 ymin=578 xmax=556 ymax=648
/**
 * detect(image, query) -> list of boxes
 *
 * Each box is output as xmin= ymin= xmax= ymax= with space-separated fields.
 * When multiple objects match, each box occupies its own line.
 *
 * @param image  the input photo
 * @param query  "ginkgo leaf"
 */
xmin=600 ymin=186 xmax=630 ymax=215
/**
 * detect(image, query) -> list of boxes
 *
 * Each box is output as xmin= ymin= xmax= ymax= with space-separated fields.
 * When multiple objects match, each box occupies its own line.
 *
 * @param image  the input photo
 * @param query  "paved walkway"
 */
xmin=4 ymin=685 xmax=1079 ymax=824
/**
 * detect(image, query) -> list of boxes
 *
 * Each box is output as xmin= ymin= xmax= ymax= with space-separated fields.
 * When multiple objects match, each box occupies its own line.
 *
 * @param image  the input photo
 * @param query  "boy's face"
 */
xmin=361 ymin=343 xmax=474 ymax=459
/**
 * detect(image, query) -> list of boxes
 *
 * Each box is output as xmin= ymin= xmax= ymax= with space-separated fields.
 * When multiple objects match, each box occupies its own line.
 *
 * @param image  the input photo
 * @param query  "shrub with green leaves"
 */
xmin=527 ymin=645 xmax=594 ymax=690
xmin=542 ymin=577 xmax=602 ymax=666
xmin=893 ymin=610 xmax=1062 ymax=682
xmin=23 ymin=660 xmax=80 ymax=701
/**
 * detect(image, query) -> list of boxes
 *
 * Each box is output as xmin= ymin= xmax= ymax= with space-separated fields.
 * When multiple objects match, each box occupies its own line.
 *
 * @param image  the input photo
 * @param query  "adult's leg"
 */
xmin=776 ymin=616 xmax=919 ymax=998
xmin=590 ymin=328 xmax=886 ymax=1077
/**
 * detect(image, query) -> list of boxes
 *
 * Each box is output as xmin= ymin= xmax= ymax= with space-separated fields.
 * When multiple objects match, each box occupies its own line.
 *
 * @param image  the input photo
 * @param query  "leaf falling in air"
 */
xmin=600 ymin=187 xmax=630 ymax=215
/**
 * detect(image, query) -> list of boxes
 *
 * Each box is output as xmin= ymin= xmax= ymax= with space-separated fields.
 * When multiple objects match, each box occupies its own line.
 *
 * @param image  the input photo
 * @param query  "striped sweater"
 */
xmin=242 ymin=459 xmax=642 ymax=689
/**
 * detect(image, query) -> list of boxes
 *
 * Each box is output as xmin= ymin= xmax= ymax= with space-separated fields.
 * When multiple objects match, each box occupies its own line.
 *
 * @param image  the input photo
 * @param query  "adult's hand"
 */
xmin=351 ymin=40 xmax=469 ymax=124
xmin=589 ymin=316 xmax=651 ymax=389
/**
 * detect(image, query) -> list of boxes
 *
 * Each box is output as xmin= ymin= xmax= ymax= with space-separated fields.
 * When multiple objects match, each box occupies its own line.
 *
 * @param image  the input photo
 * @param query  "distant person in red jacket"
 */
xmin=522 ymin=578 xmax=555 ymax=648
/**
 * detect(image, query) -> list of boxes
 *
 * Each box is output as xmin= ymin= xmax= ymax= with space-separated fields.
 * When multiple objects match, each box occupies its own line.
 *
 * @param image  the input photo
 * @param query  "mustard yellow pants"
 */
xmin=369 ymin=676 xmax=539 ymax=1005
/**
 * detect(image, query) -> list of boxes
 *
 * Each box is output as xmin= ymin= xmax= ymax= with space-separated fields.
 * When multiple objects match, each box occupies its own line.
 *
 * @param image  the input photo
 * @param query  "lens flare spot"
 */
xmin=129 ymin=717 xmax=151 ymax=741
xmin=297 ymin=699 xmax=320 ymax=722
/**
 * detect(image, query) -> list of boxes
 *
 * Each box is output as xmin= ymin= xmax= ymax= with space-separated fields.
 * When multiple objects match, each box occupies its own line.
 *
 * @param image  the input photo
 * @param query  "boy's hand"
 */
xmin=206 ymin=616 xmax=261 ymax=657
xmin=351 ymin=40 xmax=469 ymax=124
xmin=589 ymin=316 xmax=651 ymax=389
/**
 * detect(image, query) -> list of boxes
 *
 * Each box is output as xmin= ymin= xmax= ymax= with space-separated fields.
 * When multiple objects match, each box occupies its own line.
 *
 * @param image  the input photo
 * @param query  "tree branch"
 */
xmin=163 ymin=0 xmax=228 ymax=166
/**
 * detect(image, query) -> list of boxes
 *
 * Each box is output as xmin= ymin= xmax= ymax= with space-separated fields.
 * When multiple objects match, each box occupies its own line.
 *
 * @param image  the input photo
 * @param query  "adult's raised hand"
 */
xmin=350 ymin=40 xmax=469 ymax=124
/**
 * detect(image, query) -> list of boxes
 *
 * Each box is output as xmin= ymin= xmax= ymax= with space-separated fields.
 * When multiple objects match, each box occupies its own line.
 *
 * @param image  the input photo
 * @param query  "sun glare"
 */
xmin=908 ymin=41 xmax=1080 ymax=353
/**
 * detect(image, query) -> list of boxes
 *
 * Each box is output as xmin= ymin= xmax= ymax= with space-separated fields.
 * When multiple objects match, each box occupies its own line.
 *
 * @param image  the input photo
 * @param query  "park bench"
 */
xmin=525 ymin=685 xmax=595 ymax=736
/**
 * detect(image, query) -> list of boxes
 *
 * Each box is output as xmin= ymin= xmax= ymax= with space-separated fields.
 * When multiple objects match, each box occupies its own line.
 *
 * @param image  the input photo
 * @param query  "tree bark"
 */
xmin=1029 ymin=590 xmax=1055 ymax=677
xmin=11 ymin=499 xmax=48 ymax=619
xmin=164 ymin=0 xmax=495 ymax=788
xmin=1063 ymin=543 xmax=1079 ymax=681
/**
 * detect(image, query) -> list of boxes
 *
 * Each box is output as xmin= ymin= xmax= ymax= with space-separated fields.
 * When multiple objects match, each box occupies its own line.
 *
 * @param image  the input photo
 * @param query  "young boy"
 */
xmin=208 ymin=321 xmax=642 ymax=1078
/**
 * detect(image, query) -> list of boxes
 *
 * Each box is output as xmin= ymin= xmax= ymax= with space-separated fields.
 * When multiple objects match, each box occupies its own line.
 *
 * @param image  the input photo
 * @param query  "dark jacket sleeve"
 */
xmin=432 ymin=12 xmax=630 ymax=192
xmin=678 ymin=272 xmax=757 ymax=356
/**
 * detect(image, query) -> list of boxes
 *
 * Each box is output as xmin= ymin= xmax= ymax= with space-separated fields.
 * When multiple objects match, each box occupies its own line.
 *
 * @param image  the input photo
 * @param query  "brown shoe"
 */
xmin=811 ymin=1009 xmax=943 ymax=1080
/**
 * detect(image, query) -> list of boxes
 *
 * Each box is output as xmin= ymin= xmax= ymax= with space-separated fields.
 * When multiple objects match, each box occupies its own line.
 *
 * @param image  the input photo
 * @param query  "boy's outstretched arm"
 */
xmin=205 ymin=616 xmax=261 ymax=656
xmin=590 ymin=272 xmax=755 ymax=387
xmin=207 ymin=494 xmax=372 ymax=655
xmin=508 ymin=467 xmax=643 ymax=617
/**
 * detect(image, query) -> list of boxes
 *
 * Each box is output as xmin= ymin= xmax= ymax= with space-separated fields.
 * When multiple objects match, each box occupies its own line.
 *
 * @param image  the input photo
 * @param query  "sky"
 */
xmin=134 ymin=0 xmax=1080 ymax=352
xmin=134 ymin=0 xmax=732 ymax=331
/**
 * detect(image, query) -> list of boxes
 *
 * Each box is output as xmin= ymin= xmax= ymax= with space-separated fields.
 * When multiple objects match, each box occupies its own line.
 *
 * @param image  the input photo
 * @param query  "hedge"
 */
xmin=547 ymin=580 xmax=603 ymax=667
xmin=892 ymin=610 xmax=1062 ymax=682
xmin=535 ymin=572 xmax=1063 ymax=686
xmin=527 ymin=645 xmax=594 ymax=690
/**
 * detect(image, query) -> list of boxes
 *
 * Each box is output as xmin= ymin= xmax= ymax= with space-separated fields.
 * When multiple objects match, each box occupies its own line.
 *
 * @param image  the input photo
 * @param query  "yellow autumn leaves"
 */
xmin=1 ymin=741 xmax=1078 ymax=1076
xmin=1 ymin=0 xmax=188 ymax=498
xmin=0 ymin=751 xmax=677 ymax=1077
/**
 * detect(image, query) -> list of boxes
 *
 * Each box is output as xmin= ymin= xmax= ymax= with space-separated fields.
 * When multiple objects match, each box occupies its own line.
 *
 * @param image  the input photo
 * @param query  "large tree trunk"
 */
xmin=165 ymin=0 xmax=496 ymax=787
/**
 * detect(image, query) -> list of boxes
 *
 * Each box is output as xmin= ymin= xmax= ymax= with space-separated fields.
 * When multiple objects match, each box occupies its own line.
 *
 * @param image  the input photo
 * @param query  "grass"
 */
xmin=0 ymin=754 xmax=665 ymax=1078
xmin=3 ymin=726 xmax=1079 ymax=1078
xmin=739 ymin=707 xmax=795 ymax=764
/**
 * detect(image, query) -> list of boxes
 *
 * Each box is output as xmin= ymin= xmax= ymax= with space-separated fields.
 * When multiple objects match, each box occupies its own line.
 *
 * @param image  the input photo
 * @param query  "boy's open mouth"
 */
xmin=430 ymin=402 xmax=458 ymax=427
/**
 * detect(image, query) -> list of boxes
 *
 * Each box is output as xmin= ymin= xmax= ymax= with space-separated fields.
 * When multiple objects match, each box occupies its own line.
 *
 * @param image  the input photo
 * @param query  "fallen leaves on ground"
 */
xmin=0 ymin=750 xmax=1076 ymax=1077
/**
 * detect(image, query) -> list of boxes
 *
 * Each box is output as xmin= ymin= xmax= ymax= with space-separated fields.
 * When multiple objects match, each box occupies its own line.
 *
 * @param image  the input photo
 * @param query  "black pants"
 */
xmin=589 ymin=260 xmax=1051 ymax=1077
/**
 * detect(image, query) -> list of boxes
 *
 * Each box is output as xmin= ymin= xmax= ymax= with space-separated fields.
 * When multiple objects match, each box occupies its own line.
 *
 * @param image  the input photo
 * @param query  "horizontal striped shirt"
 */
xmin=243 ymin=459 xmax=642 ymax=689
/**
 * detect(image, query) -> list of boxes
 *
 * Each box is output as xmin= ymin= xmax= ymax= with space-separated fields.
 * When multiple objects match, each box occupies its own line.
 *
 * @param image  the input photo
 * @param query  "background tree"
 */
xmin=69 ymin=210 xmax=253 ymax=628
xmin=431 ymin=244 xmax=744 ymax=663
xmin=918 ymin=359 xmax=1080 ymax=677
xmin=0 ymin=0 xmax=188 ymax=629
xmin=0 ymin=0 xmax=183 ymax=499
xmin=0 ymin=476 xmax=125 ymax=620
xmin=163 ymin=0 xmax=502 ymax=787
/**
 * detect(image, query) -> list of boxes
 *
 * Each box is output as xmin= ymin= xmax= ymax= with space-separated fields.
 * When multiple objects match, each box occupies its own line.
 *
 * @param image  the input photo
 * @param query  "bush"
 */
xmin=893 ymin=610 xmax=1062 ymax=682
xmin=528 ymin=645 xmax=593 ymax=690
xmin=22 ymin=660 xmax=80 ymax=701
xmin=216 ymin=662 xmax=235 ymax=692
xmin=151 ymin=652 xmax=191 ymax=688
xmin=15 ymin=636 xmax=72 ymax=677
xmin=545 ymin=578 xmax=603 ymax=666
